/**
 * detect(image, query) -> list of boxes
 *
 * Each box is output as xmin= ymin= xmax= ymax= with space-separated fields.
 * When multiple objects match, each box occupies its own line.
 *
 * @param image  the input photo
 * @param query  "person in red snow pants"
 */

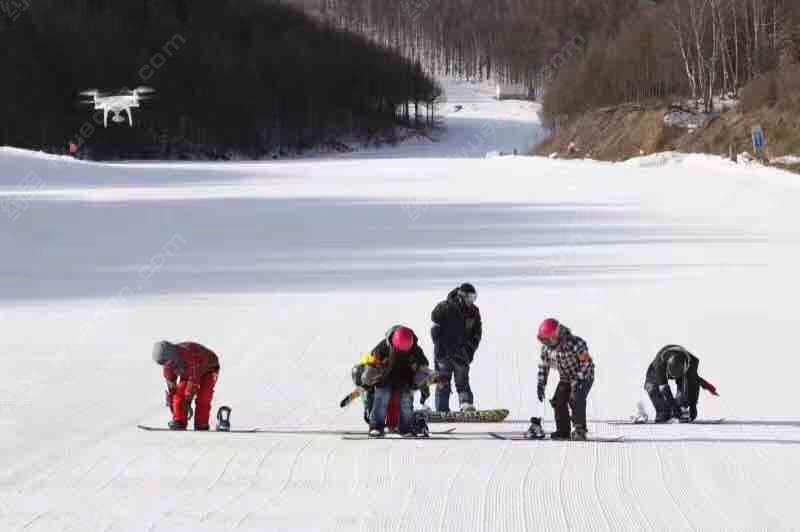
xmin=152 ymin=341 xmax=220 ymax=430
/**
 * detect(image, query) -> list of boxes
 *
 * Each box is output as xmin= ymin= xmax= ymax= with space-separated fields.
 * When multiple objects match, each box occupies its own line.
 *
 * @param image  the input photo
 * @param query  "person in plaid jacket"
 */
xmin=535 ymin=318 xmax=594 ymax=440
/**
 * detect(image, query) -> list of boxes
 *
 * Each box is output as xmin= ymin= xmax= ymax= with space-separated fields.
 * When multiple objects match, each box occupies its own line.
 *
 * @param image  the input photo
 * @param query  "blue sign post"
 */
xmin=752 ymin=126 xmax=767 ymax=161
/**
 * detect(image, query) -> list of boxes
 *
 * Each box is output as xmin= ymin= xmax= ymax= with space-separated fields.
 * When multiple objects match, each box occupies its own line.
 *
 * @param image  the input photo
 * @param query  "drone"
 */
xmin=79 ymin=87 xmax=155 ymax=127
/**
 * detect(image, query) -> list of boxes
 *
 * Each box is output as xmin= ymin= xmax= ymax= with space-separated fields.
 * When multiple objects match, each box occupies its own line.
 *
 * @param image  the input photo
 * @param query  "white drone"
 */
xmin=79 ymin=87 xmax=155 ymax=127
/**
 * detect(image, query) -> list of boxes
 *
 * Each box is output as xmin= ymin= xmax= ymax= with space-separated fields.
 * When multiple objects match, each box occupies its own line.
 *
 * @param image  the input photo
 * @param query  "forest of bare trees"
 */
xmin=304 ymin=0 xmax=800 ymax=120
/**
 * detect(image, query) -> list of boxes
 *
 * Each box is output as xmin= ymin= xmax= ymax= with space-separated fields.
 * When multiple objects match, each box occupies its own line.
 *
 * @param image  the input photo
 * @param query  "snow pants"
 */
xmin=172 ymin=372 xmax=218 ymax=428
xmin=370 ymin=384 xmax=413 ymax=433
xmin=551 ymin=378 xmax=593 ymax=434
xmin=434 ymin=357 xmax=472 ymax=412
xmin=645 ymin=376 xmax=700 ymax=420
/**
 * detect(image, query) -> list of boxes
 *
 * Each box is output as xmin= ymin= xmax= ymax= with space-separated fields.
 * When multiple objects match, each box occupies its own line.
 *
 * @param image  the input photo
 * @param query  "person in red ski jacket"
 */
xmin=152 ymin=341 xmax=220 ymax=430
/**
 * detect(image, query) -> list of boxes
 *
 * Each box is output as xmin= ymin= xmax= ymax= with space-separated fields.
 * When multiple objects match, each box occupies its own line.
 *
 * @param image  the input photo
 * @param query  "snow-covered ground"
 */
xmin=2 ymin=80 xmax=800 ymax=531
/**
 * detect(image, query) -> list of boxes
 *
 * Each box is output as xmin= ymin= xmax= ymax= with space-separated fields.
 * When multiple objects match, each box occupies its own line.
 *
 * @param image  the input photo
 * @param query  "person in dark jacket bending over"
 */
xmin=361 ymin=325 xmax=430 ymax=437
xmin=645 ymin=345 xmax=718 ymax=423
xmin=431 ymin=283 xmax=482 ymax=412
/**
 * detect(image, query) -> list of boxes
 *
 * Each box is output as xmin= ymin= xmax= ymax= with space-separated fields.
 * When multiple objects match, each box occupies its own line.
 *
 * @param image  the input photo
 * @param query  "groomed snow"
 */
xmin=1 ymin=80 xmax=800 ymax=531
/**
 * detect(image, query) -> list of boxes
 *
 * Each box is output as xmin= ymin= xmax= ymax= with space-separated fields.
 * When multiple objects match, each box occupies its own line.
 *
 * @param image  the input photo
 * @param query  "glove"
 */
xmin=420 ymin=384 xmax=430 ymax=405
xmin=183 ymin=381 xmax=199 ymax=399
xmin=537 ymin=382 xmax=545 ymax=402
xmin=658 ymin=383 xmax=679 ymax=410
xmin=702 ymin=380 xmax=719 ymax=396
xmin=362 ymin=365 xmax=385 ymax=388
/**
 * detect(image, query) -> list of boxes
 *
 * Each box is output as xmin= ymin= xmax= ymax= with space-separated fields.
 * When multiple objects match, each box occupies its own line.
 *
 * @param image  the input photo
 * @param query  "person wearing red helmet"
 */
xmin=361 ymin=325 xmax=430 ymax=437
xmin=534 ymin=319 xmax=595 ymax=440
xmin=152 ymin=341 xmax=220 ymax=430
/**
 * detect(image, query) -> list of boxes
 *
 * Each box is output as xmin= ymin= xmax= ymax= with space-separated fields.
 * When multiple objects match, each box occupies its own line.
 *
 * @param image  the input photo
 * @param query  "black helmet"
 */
xmin=666 ymin=352 xmax=689 ymax=379
xmin=351 ymin=364 xmax=365 ymax=387
xmin=457 ymin=283 xmax=477 ymax=305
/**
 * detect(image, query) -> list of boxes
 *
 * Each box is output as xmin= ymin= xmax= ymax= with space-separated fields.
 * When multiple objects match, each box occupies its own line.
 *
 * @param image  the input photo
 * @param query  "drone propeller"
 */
xmin=79 ymin=89 xmax=99 ymax=96
xmin=134 ymin=86 xmax=156 ymax=94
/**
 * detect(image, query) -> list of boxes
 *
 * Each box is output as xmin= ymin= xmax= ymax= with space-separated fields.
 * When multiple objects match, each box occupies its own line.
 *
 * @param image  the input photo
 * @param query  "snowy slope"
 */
xmin=344 ymin=78 xmax=546 ymax=158
xmin=2 ymin=80 xmax=800 ymax=531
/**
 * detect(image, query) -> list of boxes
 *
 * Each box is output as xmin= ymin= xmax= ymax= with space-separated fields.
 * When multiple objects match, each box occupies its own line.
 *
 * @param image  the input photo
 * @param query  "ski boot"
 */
xmin=368 ymin=427 xmax=385 ymax=438
xmin=168 ymin=420 xmax=187 ymax=431
xmin=412 ymin=414 xmax=430 ymax=438
xmin=524 ymin=417 xmax=546 ymax=439
xmin=216 ymin=406 xmax=231 ymax=432
xmin=460 ymin=403 xmax=476 ymax=413
xmin=571 ymin=425 xmax=588 ymax=441
xmin=654 ymin=411 xmax=673 ymax=423
xmin=678 ymin=407 xmax=692 ymax=423
xmin=630 ymin=401 xmax=649 ymax=424
xmin=550 ymin=431 xmax=571 ymax=441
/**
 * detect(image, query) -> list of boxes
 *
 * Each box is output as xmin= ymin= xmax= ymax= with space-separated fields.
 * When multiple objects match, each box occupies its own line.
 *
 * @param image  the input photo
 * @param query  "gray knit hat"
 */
xmin=152 ymin=341 xmax=178 ymax=365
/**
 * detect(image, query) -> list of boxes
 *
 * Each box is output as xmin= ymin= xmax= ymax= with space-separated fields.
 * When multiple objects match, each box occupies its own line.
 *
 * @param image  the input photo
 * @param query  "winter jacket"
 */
xmin=644 ymin=344 xmax=715 ymax=392
xmin=163 ymin=342 xmax=220 ymax=394
xmin=431 ymin=289 xmax=482 ymax=364
xmin=362 ymin=326 xmax=429 ymax=388
xmin=537 ymin=326 xmax=594 ymax=386
xmin=644 ymin=345 xmax=698 ymax=386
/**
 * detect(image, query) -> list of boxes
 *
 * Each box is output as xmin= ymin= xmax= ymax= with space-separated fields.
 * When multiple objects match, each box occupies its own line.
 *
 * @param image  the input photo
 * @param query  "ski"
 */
xmin=416 ymin=408 xmax=510 ymax=423
xmin=137 ymin=424 xmax=259 ymax=433
xmin=489 ymin=432 xmax=625 ymax=442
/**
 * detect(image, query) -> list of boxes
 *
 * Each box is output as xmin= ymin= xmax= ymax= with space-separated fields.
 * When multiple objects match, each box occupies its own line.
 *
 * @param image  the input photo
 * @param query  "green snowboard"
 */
xmin=415 ymin=408 xmax=509 ymax=423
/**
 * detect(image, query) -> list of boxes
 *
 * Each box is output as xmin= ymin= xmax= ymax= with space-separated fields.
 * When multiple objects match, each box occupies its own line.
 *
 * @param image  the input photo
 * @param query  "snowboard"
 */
xmin=138 ymin=425 xmax=456 ymax=436
xmin=416 ymin=408 xmax=509 ymax=423
xmin=137 ymin=424 xmax=259 ymax=433
xmin=606 ymin=418 xmax=726 ymax=426
xmin=254 ymin=427 xmax=455 ymax=436
xmin=342 ymin=434 xmax=459 ymax=441
xmin=489 ymin=432 xmax=624 ymax=443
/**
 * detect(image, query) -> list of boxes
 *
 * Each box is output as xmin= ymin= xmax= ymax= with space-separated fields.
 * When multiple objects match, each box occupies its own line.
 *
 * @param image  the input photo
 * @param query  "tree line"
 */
xmin=0 ymin=0 xmax=440 ymax=159
xmin=309 ymin=0 xmax=800 ymax=120
xmin=546 ymin=0 xmax=800 ymax=119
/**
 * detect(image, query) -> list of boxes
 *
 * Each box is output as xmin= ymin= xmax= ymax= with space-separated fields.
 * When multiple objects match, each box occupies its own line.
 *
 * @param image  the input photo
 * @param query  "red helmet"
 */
xmin=390 ymin=326 xmax=415 ymax=352
xmin=537 ymin=318 xmax=561 ymax=346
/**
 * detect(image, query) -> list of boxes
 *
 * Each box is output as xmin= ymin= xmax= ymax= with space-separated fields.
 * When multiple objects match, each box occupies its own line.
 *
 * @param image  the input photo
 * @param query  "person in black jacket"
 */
xmin=644 ymin=345 xmax=718 ymax=423
xmin=361 ymin=325 xmax=431 ymax=437
xmin=431 ymin=283 xmax=483 ymax=412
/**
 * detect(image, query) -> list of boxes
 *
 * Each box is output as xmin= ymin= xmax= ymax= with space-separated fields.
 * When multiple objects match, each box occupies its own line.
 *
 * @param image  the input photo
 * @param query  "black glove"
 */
xmin=420 ymin=384 xmax=430 ymax=405
xmin=658 ymin=384 xmax=679 ymax=411
xmin=537 ymin=382 xmax=545 ymax=402
xmin=362 ymin=365 xmax=385 ymax=388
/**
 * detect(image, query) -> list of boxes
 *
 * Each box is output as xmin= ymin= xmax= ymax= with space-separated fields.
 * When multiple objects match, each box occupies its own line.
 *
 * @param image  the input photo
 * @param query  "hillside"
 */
xmin=535 ymin=101 xmax=800 ymax=170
